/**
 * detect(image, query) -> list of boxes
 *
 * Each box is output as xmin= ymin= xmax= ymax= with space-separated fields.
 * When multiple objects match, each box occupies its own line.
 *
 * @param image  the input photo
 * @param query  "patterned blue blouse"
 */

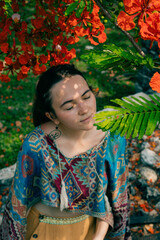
xmin=0 ymin=126 xmax=131 ymax=239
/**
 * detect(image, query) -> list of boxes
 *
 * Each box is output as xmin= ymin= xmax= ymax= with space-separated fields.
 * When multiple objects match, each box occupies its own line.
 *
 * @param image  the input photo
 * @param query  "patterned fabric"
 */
xmin=0 ymin=126 xmax=131 ymax=240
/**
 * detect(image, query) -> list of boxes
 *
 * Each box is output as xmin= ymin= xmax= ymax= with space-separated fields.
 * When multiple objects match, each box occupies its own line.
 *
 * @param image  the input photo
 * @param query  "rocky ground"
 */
xmin=128 ymin=130 xmax=160 ymax=239
xmin=0 ymin=130 xmax=160 ymax=239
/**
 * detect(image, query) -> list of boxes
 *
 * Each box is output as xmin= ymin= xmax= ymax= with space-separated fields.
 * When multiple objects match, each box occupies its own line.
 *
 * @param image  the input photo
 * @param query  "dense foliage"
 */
xmin=1 ymin=0 xmax=160 ymax=140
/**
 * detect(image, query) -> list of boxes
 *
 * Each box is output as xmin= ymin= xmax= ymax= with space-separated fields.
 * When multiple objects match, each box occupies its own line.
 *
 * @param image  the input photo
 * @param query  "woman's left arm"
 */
xmin=106 ymin=134 xmax=131 ymax=240
xmin=92 ymin=218 xmax=109 ymax=240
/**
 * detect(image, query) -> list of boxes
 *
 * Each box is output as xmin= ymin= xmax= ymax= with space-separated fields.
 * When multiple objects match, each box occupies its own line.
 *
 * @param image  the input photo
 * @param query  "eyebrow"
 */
xmin=60 ymin=89 xmax=90 ymax=108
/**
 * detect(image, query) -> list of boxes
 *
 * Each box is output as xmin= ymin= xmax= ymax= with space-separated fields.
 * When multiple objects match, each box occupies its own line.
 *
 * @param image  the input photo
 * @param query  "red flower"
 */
xmin=53 ymin=34 xmax=63 ymax=45
xmin=68 ymin=14 xmax=78 ymax=27
xmin=21 ymin=65 xmax=30 ymax=74
xmin=5 ymin=57 xmax=12 ymax=65
xmin=33 ymin=63 xmax=46 ymax=75
xmin=117 ymin=0 xmax=157 ymax=31
xmin=140 ymin=12 xmax=160 ymax=44
xmin=21 ymin=43 xmax=33 ymax=53
xmin=19 ymin=54 xmax=30 ymax=65
xmin=97 ymin=31 xmax=107 ymax=43
xmin=149 ymin=72 xmax=160 ymax=93
xmin=17 ymin=71 xmax=27 ymax=81
xmin=31 ymin=17 xmax=44 ymax=29
xmin=0 ymin=74 xmax=10 ymax=82
xmin=39 ymin=54 xmax=49 ymax=64
xmin=117 ymin=11 xmax=136 ymax=31
xmin=1 ymin=43 xmax=9 ymax=53
xmin=11 ymin=1 xmax=19 ymax=12
xmin=0 ymin=61 xmax=3 ymax=71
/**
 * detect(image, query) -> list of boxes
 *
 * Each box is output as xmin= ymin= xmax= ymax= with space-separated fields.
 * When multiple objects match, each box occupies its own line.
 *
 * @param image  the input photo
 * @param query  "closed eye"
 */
xmin=66 ymin=106 xmax=73 ymax=110
xmin=83 ymin=96 xmax=90 ymax=100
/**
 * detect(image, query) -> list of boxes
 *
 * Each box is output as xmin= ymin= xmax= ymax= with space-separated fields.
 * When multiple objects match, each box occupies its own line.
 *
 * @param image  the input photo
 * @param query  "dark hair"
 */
xmin=32 ymin=64 xmax=85 ymax=127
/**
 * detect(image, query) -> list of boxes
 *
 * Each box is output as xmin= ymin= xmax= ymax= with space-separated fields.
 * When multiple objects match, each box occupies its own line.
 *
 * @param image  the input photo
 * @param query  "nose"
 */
xmin=78 ymin=100 xmax=88 ymax=115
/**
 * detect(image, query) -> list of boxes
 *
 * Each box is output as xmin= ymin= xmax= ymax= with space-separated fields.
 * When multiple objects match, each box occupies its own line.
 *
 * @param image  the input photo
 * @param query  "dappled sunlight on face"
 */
xmin=49 ymin=75 xmax=97 ymax=132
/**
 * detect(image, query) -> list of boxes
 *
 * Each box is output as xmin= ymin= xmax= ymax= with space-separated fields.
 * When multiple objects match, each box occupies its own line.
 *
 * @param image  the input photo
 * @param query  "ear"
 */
xmin=45 ymin=112 xmax=59 ymax=125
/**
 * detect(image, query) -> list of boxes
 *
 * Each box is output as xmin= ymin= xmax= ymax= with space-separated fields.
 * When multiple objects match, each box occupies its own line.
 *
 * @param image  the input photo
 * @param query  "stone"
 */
xmin=146 ymin=187 xmax=160 ymax=200
xmin=141 ymin=149 xmax=159 ymax=166
xmin=129 ymin=172 xmax=136 ymax=182
xmin=0 ymin=164 xmax=16 ymax=180
xmin=136 ymin=178 xmax=148 ymax=191
xmin=155 ymin=201 xmax=160 ymax=210
xmin=130 ymin=153 xmax=140 ymax=162
xmin=129 ymin=185 xmax=136 ymax=196
xmin=149 ymin=209 xmax=158 ymax=216
xmin=140 ymin=142 xmax=150 ymax=150
xmin=140 ymin=167 xmax=158 ymax=183
xmin=154 ymin=144 xmax=160 ymax=152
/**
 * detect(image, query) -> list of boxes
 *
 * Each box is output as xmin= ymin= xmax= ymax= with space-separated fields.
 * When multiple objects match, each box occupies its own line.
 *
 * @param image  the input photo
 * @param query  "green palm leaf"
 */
xmin=81 ymin=44 xmax=154 ymax=71
xmin=95 ymin=94 xmax=160 ymax=139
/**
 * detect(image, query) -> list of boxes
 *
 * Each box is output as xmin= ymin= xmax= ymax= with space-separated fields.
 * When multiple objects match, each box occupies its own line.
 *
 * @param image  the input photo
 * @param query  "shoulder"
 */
xmin=89 ymin=126 xmax=106 ymax=143
xmin=21 ymin=126 xmax=44 ymax=152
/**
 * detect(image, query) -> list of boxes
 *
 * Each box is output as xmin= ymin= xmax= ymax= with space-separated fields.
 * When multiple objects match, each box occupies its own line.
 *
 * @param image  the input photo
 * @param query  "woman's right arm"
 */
xmin=0 ymin=132 xmax=41 ymax=240
xmin=92 ymin=218 xmax=109 ymax=240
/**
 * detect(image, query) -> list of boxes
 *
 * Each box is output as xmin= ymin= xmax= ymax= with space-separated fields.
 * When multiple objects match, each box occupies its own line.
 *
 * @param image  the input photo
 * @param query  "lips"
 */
xmin=80 ymin=114 xmax=93 ymax=122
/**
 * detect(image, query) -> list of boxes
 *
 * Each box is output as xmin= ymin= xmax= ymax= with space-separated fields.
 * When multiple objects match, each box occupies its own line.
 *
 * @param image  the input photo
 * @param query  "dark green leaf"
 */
xmin=149 ymin=95 xmax=160 ymax=107
xmin=110 ymin=115 xmax=123 ymax=132
xmin=111 ymin=98 xmax=140 ymax=112
xmin=115 ymin=114 xmax=128 ymax=135
xmin=132 ymin=113 xmax=144 ymax=138
xmin=130 ymin=96 xmax=152 ymax=111
xmin=120 ymin=113 xmax=134 ymax=136
xmin=146 ymin=111 xmax=160 ymax=135
xmin=139 ymin=96 xmax=159 ymax=110
xmin=123 ymin=97 xmax=144 ymax=112
xmin=126 ymin=113 xmax=139 ymax=138
xmin=145 ymin=111 xmax=156 ymax=135
xmin=138 ymin=112 xmax=150 ymax=139
xmin=65 ymin=1 xmax=79 ymax=16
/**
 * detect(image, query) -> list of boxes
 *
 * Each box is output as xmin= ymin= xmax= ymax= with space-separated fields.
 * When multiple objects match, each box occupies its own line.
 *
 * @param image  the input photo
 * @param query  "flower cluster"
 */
xmin=117 ymin=0 xmax=160 ymax=92
xmin=117 ymin=0 xmax=160 ymax=44
xmin=0 ymin=0 xmax=106 ymax=82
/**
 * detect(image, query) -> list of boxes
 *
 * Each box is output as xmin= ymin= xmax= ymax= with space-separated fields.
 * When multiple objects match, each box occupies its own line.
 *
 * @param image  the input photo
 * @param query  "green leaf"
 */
xmin=145 ymin=111 xmax=156 ymax=135
xmin=120 ymin=113 xmax=134 ymax=136
xmin=76 ymin=1 xmax=86 ymax=17
xmin=110 ymin=115 xmax=123 ymax=132
xmin=81 ymin=43 xmax=155 ymax=72
xmin=138 ymin=112 xmax=150 ymax=139
xmin=115 ymin=113 xmax=128 ymax=135
xmin=132 ymin=112 xmax=144 ymax=138
xmin=86 ymin=0 xmax=94 ymax=12
xmin=126 ymin=113 xmax=139 ymax=138
xmin=111 ymin=98 xmax=140 ymax=112
xmin=130 ymin=96 xmax=152 ymax=111
xmin=146 ymin=111 xmax=160 ymax=135
xmin=149 ymin=95 xmax=160 ymax=107
xmin=153 ymin=94 xmax=160 ymax=103
xmin=65 ymin=1 xmax=79 ymax=16
xmin=95 ymin=95 xmax=160 ymax=139
xmin=122 ymin=97 xmax=144 ymax=112
xmin=139 ymin=96 xmax=159 ymax=110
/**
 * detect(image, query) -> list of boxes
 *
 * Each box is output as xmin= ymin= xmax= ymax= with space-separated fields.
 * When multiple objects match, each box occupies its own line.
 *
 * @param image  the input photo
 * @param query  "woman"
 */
xmin=0 ymin=64 xmax=131 ymax=240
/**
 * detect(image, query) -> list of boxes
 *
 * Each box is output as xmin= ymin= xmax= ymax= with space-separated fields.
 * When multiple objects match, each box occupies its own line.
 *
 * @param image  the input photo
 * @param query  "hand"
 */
xmin=92 ymin=236 xmax=104 ymax=240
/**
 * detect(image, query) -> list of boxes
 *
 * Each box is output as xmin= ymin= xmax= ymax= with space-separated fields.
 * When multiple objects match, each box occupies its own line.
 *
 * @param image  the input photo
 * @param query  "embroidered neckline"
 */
xmin=37 ymin=125 xmax=108 ymax=160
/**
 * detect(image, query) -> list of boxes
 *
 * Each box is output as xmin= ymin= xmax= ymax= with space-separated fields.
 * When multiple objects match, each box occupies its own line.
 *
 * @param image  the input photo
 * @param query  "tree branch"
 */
xmin=94 ymin=0 xmax=146 ymax=57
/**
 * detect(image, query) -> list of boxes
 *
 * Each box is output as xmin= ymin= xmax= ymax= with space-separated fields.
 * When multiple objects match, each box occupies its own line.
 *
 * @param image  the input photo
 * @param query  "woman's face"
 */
xmin=49 ymin=75 xmax=96 ymax=132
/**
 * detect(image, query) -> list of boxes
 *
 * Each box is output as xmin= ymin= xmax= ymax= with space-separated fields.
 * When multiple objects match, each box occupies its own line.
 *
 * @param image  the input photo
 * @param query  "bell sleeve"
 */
xmin=105 ymin=134 xmax=131 ymax=240
xmin=0 ymin=133 xmax=42 ymax=240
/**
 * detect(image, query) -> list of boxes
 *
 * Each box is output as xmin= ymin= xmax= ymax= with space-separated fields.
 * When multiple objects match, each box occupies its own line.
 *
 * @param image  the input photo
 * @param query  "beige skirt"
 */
xmin=26 ymin=207 xmax=96 ymax=240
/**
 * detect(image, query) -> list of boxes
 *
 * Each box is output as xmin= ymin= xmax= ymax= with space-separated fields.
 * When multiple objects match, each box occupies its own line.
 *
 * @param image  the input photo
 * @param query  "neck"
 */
xmin=58 ymin=124 xmax=95 ymax=142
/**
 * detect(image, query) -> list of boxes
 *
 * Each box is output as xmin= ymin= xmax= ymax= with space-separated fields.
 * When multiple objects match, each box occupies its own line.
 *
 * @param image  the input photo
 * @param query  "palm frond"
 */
xmin=81 ymin=44 xmax=154 ymax=71
xmin=95 ymin=94 xmax=160 ymax=139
